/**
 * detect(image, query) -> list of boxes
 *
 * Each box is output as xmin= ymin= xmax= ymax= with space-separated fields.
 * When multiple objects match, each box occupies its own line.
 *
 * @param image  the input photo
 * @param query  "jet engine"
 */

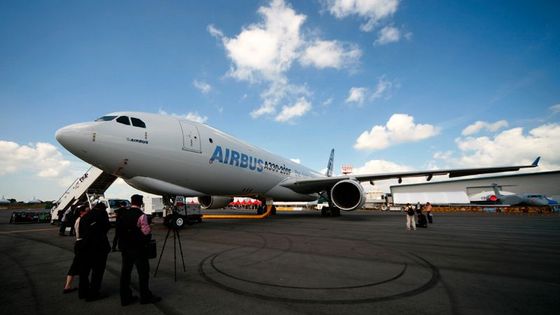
xmin=198 ymin=196 xmax=234 ymax=209
xmin=330 ymin=179 xmax=366 ymax=211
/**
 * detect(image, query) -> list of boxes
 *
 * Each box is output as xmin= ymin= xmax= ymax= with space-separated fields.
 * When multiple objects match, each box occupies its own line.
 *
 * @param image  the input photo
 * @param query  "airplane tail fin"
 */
xmin=325 ymin=149 xmax=334 ymax=177
xmin=490 ymin=183 xmax=502 ymax=197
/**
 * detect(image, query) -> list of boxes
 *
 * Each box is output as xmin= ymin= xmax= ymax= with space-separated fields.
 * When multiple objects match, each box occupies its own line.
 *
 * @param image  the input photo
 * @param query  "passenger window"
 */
xmin=116 ymin=116 xmax=130 ymax=125
xmin=131 ymin=117 xmax=146 ymax=128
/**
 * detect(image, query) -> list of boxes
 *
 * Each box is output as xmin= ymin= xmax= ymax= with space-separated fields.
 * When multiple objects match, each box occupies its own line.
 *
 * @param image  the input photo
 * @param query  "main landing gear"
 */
xmin=319 ymin=191 xmax=340 ymax=217
xmin=321 ymin=204 xmax=340 ymax=217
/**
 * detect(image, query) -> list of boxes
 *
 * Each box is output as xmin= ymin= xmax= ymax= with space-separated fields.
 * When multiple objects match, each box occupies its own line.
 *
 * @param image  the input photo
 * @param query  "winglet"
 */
xmin=326 ymin=149 xmax=335 ymax=177
xmin=532 ymin=156 xmax=541 ymax=167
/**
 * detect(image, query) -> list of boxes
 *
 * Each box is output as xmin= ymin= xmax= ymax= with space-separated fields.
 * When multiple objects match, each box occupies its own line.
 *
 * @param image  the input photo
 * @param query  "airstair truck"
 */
xmin=50 ymin=166 xmax=117 ymax=223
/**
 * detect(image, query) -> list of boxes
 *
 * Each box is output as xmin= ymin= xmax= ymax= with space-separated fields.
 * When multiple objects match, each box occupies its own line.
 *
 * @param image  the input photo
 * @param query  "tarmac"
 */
xmin=0 ymin=209 xmax=559 ymax=315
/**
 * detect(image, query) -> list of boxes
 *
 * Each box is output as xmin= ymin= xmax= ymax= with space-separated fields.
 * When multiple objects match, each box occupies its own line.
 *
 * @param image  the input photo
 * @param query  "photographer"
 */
xmin=116 ymin=194 xmax=161 ymax=306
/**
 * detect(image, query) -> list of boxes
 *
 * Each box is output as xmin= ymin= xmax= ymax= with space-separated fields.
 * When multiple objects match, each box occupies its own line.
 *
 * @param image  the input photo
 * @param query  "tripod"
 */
xmin=153 ymin=226 xmax=186 ymax=282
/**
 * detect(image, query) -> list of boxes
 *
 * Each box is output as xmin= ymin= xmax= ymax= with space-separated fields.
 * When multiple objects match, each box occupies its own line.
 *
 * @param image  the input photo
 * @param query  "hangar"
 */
xmin=390 ymin=170 xmax=560 ymax=205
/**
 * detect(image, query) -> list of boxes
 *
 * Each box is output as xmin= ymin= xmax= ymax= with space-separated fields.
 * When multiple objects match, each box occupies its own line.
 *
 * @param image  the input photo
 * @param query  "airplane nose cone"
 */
xmin=55 ymin=126 xmax=70 ymax=144
xmin=55 ymin=125 xmax=76 ymax=149
xmin=55 ymin=123 xmax=92 ymax=154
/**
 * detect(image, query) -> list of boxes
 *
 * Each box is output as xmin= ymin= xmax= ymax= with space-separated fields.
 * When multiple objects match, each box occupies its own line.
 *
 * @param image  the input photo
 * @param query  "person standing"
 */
xmin=59 ymin=205 xmax=75 ymax=236
xmin=405 ymin=203 xmax=416 ymax=230
xmin=117 ymin=194 xmax=161 ymax=306
xmin=112 ymin=201 xmax=128 ymax=252
xmin=78 ymin=201 xmax=111 ymax=301
xmin=63 ymin=204 xmax=89 ymax=293
xmin=416 ymin=204 xmax=428 ymax=228
xmin=425 ymin=202 xmax=433 ymax=224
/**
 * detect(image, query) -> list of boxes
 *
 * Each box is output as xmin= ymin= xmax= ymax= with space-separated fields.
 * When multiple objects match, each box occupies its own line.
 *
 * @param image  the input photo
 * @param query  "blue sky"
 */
xmin=1 ymin=0 xmax=559 ymax=201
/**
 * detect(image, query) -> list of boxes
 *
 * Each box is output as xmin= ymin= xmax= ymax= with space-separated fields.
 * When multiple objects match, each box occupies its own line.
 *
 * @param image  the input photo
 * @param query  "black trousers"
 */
xmin=59 ymin=222 xmax=67 ymax=235
xmin=120 ymin=250 xmax=151 ymax=302
xmin=78 ymin=250 xmax=108 ymax=298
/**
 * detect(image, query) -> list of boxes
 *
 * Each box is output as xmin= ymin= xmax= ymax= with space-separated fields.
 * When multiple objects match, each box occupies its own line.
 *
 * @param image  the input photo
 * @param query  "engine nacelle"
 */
xmin=330 ymin=179 xmax=366 ymax=211
xmin=198 ymin=196 xmax=234 ymax=209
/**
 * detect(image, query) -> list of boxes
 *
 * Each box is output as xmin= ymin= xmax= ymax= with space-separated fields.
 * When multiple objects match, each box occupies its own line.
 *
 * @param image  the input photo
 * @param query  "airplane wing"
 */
xmin=281 ymin=157 xmax=541 ymax=194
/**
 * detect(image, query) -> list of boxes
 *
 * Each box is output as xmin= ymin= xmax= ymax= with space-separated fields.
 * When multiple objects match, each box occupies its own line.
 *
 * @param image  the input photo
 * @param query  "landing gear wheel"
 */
xmin=330 ymin=207 xmax=341 ymax=217
xmin=167 ymin=214 xmax=185 ymax=230
xmin=321 ymin=207 xmax=329 ymax=217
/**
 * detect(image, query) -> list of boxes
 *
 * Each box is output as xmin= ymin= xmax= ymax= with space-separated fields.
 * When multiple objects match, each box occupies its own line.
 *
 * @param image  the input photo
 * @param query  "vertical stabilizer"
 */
xmin=490 ymin=183 xmax=502 ymax=197
xmin=326 ymin=149 xmax=335 ymax=177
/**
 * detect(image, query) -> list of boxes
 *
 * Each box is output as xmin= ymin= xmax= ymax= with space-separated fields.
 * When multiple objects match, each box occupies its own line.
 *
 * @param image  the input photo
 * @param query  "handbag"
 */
xmin=145 ymin=239 xmax=157 ymax=259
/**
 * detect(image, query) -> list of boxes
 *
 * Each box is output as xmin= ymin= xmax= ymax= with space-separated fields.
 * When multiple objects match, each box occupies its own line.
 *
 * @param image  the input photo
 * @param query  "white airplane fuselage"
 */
xmin=56 ymin=112 xmax=322 ymax=202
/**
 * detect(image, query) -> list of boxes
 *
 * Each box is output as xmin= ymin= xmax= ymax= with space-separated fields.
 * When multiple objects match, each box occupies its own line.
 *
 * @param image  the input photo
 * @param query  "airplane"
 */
xmin=55 ymin=112 xmax=540 ymax=218
xmin=469 ymin=183 xmax=551 ymax=206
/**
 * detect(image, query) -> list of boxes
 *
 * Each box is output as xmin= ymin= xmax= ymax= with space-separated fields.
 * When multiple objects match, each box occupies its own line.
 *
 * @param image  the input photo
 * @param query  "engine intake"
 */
xmin=330 ymin=179 xmax=366 ymax=211
xmin=198 ymin=196 xmax=233 ymax=209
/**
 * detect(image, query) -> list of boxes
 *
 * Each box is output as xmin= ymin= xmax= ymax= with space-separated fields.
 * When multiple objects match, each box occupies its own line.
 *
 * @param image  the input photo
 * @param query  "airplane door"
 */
xmin=179 ymin=121 xmax=201 ymax=153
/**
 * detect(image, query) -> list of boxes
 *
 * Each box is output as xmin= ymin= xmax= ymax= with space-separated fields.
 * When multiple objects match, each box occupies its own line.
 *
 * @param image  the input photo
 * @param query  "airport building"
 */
xmin=390 ymin=170 xmax=560 ymax=205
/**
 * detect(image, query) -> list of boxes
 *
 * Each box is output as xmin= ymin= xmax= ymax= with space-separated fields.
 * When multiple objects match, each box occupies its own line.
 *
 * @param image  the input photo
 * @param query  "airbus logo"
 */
xmin=209 ymin=145 xmax=264 ymax=172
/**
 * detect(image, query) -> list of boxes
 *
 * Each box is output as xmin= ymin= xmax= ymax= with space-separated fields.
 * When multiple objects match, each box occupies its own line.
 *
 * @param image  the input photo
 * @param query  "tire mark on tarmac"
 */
xmin=440 ymin=277 xmax=461 ymax=315
xmin=208 ymin=249 xmax=408 ymax=290
xmin=198 ymin=248 xmax=439 ymax=304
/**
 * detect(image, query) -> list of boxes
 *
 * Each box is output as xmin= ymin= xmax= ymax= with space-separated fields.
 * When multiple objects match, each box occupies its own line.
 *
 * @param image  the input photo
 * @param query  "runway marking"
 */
xmin=0 ymin=227 xmax=57 ymax=235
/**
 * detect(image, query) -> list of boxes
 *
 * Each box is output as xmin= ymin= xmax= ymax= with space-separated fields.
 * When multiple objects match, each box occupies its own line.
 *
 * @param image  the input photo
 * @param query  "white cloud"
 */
xmin=214 ymin=0 xmax=306 ymax=82
xmin=354 ymin=114 xmax=440 ymax=150
xmin=207 ymin=24 xmax=224 ymax=38
xmin=354 ymin=159 xmax=414 ymax=174
xmin=290 ymin=158 xmax=301 ymax=164
xmin=433 ymin=150 xmax=453 ymax=161
xmin=453 ymin=124 xmax=560 ymax=169
xmin=353 ymin=159 xmax=416 ymax=192
xmin=550 ymin=104 xmax=560 ymax=113
xmin=300 ymin=40 xmax=361 ymax=69
xmin=462 ymin=120 xmax=509 ymax=136
xmin=371 ymin=76 xmax=393 ymax=101
xmin=325 ymin=0 xmax=400 ymax=32
xmin=346 ymin=77 xmax=394 ymax=105
xmin=193 ymin=80 xmax=212 ymax=94
xmin=250 ymin=79 xmax=310 ymax=118
xmin=0 ymin=140 xmax=70 ymax=178
xmin=158 ymin=109 xmax=208 ymax=124
xmin=184 ymin=113 xmax=209 ymax=124
xmin=275 ymin=97 xmax=312 ymax=122
xmin=346 ymin=87 xmax=367 ymax=104
xmin=374 ymin=25 xmax=401 ymax=45
xmin=210 ymin=0 xmax=361 ymax=121
xmin=433 ymin=123 xmax=560 ymax=171
xmin=105 ymin=178 xmax=157 ymax=200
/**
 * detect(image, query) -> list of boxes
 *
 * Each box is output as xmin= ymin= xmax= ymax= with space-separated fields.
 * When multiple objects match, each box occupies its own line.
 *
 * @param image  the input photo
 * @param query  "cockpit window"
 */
xmin=95 ymin=115 xmax=117 ymax=122
xmin=116 ymin=116 xmax=131 ymax=125
xmin=131 ymin=117 xmax=146 ymax=128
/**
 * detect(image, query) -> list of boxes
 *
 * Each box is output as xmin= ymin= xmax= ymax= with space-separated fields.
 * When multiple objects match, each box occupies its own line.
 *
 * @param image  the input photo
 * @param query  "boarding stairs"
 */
xmin=50 ymin=166 xmax=117 ymax=222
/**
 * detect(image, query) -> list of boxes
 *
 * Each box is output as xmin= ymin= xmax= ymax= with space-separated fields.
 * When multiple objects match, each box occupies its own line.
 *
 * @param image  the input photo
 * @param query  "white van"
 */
xmin=143 ymin=196 xmax=164 ymax=218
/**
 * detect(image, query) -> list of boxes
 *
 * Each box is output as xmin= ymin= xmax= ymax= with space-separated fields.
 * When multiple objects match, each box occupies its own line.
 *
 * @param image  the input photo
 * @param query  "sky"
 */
xmin=1 ymin=0 xmax=559 ymax=202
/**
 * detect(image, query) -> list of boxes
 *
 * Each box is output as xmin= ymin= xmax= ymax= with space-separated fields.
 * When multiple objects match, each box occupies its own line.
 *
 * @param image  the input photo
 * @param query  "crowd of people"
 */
xmin=60 ymin=194 xmax=161 ymax=306
xmin=404 ymin=202 xmax=433 ymax=231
